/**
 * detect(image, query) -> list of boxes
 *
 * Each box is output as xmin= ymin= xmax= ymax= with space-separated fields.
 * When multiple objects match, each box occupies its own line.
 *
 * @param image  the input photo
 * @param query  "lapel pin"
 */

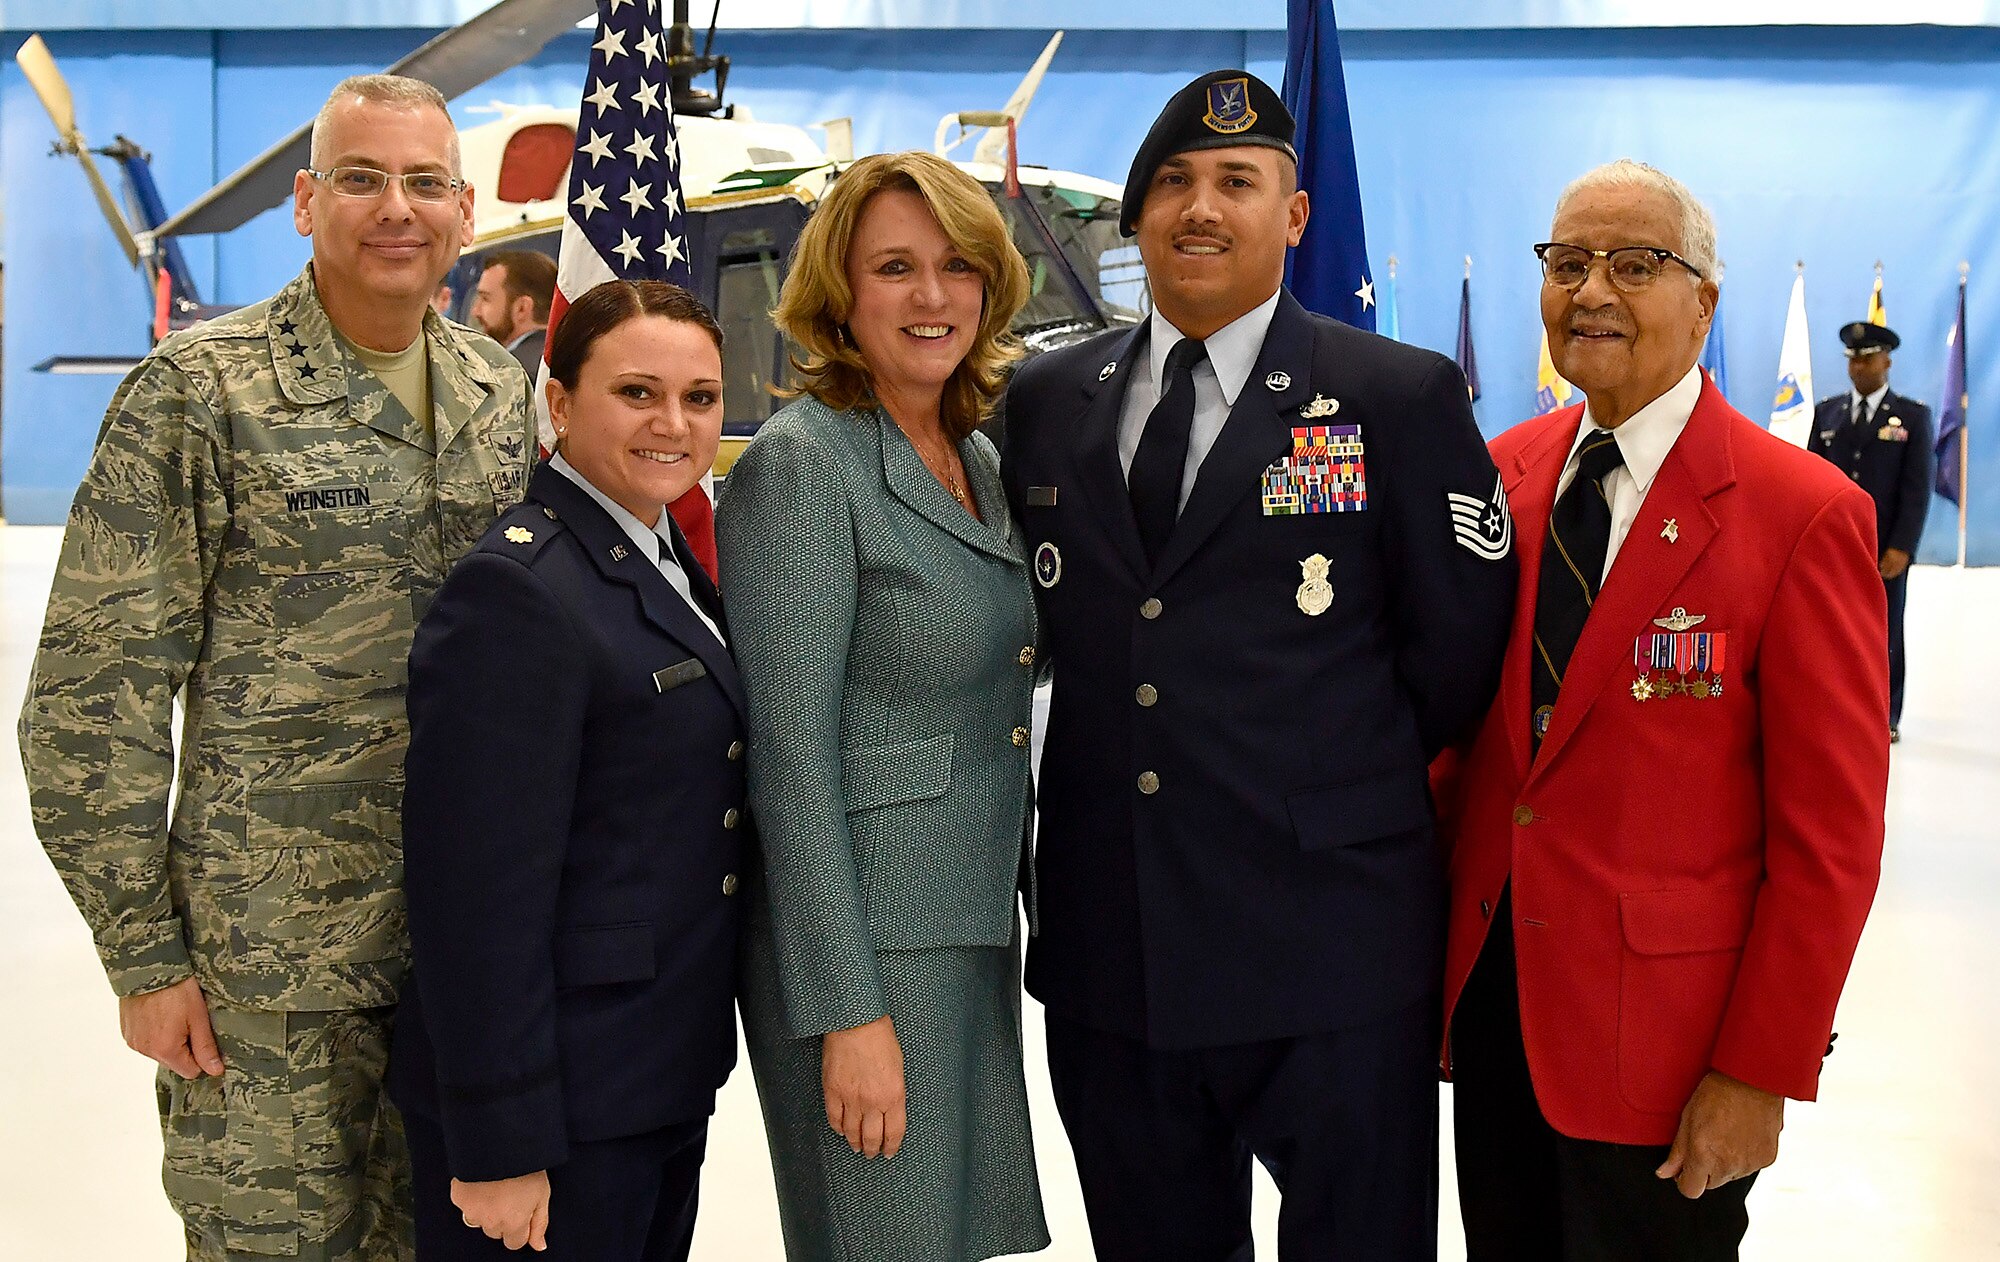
xmin=1099 ymin=361 xmax=1117 ymax=381
xmin=1300 ymin=394 xmax=1340 ymax=419
xmin=610 ymin=543 xmax=630 ymax=561
xmin=504 ymin=526 xmax=534 ymax=544
xmin=1034 ymin=541 xmax=1063 ymax=588
xmin=1265 ymin=371 xmax=1292 ymax=392
xmin=1661 ymin=518 xmax=1679 ymax=544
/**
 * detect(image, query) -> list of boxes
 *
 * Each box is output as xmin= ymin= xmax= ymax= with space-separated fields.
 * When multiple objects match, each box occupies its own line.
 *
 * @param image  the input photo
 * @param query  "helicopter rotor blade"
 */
xmin=15 ymin=33 xmax=141 ymax=266
xmin=155 ymin=0 xmax=592 ymax=239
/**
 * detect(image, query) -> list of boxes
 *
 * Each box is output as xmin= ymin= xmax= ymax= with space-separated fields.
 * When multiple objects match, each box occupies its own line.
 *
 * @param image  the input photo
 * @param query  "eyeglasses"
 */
xmin=306 ymin=166 xmax=464 ymax=203
xmin=1533 ymin=243 xmax=1704 ymax=292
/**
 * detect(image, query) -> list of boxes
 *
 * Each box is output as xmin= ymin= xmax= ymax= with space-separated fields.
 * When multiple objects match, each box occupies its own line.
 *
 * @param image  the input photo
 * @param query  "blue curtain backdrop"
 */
xmin=5 ymin=21 xmax=1998 ymax=565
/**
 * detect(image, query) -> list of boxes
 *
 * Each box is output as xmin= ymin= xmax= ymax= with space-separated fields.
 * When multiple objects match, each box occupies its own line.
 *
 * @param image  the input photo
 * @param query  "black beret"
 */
xmin=1119 ymin=69 xmax=1298 ymax=237
xmin=1839 ymin=321 xmax=1900 ymax=356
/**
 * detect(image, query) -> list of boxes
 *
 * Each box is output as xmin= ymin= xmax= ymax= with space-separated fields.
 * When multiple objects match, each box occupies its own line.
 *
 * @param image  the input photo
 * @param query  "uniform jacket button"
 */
xmin=1018 ymin=646 xmax=1035 ymax=667
xmin=1139 ymin=597 xmax=1163 ymax=620
xmin=1011 ymin=726 xmax=1030 ymax=748
xmin=1135 ymin=684 xmax=1158 ymax=707
xmin=1512 ymin=805 xmax=1535 ymax=827
xmin=721 ymin=873 xmax=739 ymax=896
xmin=1480 ymin=900 xmax=1492 ymax=919
xmin=727 ymin=740 xmax=745 ymax=761
xmin=723 ymin=808 xmax=741 ymax=829
xmin=1137 ymin=771 xmax=1160 ymax=795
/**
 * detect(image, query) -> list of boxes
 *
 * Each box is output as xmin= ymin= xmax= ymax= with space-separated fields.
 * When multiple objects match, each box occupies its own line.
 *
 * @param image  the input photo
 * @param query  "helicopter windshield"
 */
xmin=988 ymin=181 xmax=1146 ymax=346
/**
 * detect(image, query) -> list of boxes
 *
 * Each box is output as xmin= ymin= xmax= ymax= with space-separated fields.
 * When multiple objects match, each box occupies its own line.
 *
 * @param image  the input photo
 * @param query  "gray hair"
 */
xmin=1553 ymin=159 xmax=1717 ymax=281
xmin=309 ymin=74 xmax=460 ymax=176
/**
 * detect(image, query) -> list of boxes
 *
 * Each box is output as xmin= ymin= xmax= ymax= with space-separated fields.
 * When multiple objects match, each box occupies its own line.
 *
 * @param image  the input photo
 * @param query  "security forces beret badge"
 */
xmin=1203 ymin=78 xmax=1257 ymax=134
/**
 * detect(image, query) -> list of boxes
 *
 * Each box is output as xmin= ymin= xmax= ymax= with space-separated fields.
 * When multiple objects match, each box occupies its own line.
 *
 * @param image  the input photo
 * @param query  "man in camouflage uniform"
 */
xmin=19 ymin=75 xmax=531 ymax=1260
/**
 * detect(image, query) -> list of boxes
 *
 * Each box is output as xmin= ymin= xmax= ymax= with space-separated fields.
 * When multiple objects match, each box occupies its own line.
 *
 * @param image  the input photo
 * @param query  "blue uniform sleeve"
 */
xmin=1378 ymin=356 xmax=1518 ymax=758
xmin=715 ymin=421 xmax=886 ymax=1038
xmin=1888 ymin=402 xmax=1935 ymax=556
xmin=403 ymin=549 xmax=586 ymax=1181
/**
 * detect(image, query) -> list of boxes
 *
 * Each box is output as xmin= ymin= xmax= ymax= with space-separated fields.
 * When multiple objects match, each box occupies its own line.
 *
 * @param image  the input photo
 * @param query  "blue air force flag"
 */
xmin=1281 ymin=0 xmax=1375 ymax=330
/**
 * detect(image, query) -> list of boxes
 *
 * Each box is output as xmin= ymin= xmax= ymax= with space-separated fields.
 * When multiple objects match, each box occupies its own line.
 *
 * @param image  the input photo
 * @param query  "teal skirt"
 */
xmin=743 ymin=938 xmax=1050 ymax=1262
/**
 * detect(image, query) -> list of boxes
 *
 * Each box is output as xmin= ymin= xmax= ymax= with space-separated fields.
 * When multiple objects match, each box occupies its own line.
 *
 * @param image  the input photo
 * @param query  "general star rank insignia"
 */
xmin=505 ymin=526 xmax=534 ymax=544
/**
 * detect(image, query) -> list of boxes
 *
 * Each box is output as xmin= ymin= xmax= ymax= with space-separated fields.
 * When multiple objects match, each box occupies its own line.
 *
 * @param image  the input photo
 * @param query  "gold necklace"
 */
xmin=908 ymin=430 xmax=971 ymax=508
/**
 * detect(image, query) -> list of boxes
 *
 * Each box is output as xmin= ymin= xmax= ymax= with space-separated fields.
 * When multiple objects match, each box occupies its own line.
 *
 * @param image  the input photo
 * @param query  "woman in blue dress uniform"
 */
xmin=390 ymin=280 xmax=747 ymax=1259
xmin=716 ymin=151 xmax=1050 ymax=1261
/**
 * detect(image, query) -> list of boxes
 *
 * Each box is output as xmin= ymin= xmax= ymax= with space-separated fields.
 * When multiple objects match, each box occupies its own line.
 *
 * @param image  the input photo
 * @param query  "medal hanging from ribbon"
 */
xmin=1630 ymin=629 xmax=1728 ymax=701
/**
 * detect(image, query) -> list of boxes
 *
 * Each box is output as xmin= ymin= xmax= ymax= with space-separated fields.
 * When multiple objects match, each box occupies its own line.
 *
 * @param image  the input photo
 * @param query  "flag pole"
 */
xmin=1960 ymin=262 xmax=1971 ymax=568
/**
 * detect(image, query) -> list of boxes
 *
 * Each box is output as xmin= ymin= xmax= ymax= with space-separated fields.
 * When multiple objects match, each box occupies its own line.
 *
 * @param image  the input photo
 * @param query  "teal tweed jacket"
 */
xmin=715 ymin=397 xmax=1040 ymax=1040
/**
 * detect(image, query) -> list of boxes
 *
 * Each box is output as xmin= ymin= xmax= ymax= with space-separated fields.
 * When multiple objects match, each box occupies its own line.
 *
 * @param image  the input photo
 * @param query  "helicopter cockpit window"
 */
xmin=987 ymin=183 xmax=1146 ymax=340
xmin=714 ymin=228 xmax=788 ymax=426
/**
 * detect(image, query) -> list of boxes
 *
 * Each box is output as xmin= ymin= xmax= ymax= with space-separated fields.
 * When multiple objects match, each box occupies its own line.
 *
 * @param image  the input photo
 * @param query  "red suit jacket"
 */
xmin=1437 ymin=376 xmax=1888 ymax=1146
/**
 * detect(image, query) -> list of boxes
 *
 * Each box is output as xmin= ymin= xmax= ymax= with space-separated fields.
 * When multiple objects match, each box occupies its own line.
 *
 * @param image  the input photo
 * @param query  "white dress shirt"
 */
xmin=1558 ymin=363 xmax=1704 ymax=583
xmin=550 ymin=453 xmax=725 ymax=646
xmin=1117 ymin=289 xmax=1284 ymax=510
xmin=1848 ymin=382 xmax=1889 ymax=427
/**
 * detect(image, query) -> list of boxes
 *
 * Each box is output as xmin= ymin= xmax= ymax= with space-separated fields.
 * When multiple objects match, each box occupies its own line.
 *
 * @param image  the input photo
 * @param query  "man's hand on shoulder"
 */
xmin=119 ymin=975 xmax=225 ymax=1080
xmin=1656 ymin=1070 xmax=1784 ymax=1199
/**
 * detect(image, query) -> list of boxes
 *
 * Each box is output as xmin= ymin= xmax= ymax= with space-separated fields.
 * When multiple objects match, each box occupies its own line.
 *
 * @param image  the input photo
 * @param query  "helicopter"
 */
xmin=19 ymin=0 xmax=1145 ymax=468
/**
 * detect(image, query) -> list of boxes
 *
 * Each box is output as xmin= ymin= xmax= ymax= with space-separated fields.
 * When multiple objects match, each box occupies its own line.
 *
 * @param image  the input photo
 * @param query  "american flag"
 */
xmin=539 ymin=0 xmax=715 ymax=577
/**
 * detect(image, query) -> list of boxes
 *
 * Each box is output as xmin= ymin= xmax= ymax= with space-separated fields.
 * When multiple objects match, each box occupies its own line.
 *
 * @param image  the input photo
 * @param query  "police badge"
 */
xmin=1296 ymin=553 xmax=1333 ymax=616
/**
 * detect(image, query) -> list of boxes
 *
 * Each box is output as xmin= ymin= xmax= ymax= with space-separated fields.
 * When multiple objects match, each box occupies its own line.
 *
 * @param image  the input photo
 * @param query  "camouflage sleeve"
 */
xmin=18 ymin=355 xmax=227 ymax=997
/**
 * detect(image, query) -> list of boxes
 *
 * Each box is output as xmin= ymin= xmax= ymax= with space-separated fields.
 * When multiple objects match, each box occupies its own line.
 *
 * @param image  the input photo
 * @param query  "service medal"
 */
xmin=1631 ymin=674 xmax=1656 ymax=702
xmin=1296 ymin=553 xmax=1333 ymax=616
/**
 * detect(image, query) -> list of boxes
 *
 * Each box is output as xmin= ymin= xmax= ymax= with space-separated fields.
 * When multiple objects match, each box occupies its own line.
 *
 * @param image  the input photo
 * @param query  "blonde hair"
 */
xmin=310 ymin=74 xmax=461 ymax=177
xmin=774 ymin=152 xmax=1030 ymax=441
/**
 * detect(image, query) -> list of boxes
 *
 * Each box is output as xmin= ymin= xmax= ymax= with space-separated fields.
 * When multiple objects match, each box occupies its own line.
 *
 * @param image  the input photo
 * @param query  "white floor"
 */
xmin=1 ymin=522 xmax=1994 ymax=1260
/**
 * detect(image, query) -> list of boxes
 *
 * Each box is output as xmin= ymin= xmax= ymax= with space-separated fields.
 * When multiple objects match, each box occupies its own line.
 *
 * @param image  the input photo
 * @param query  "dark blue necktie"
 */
xmin=1128 ymin=337 xmax=1208 ymax=563
xmin=1530 ymin=431 xmax=1625 ymax=749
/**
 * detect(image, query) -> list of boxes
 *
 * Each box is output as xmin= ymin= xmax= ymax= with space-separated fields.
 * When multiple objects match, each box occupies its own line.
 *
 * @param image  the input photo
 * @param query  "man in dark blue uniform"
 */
xmin=1807 ymin=321 xmax=1934 ymax=741
xmin=1002 ymin=69 xmax=1516 ymax=1260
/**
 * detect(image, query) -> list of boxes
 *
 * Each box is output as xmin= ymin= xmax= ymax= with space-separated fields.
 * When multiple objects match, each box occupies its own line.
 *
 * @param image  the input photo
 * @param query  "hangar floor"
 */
xmin=1 ymin=523 xmax=1993 ymax=1260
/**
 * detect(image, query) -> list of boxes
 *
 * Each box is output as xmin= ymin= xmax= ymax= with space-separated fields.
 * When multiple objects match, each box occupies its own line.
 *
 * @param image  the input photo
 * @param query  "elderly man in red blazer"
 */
xmin=1437 ymin=159 xmax=1888 ymax=1262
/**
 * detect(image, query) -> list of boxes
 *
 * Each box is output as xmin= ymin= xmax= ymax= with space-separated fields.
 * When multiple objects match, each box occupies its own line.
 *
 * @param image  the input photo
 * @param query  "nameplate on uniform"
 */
xmin=1629 ymin=629 xmax=1728 ymax=702
xmin=282 ymin=485 xmax=370 ymax=513
xmin=1026 ymin=486 xmax=1059 ymax=507
xmin=653 ymin=658 xmax=708 ymax=692
xmin=1261 ymin=425 xmax=1367 ymax=515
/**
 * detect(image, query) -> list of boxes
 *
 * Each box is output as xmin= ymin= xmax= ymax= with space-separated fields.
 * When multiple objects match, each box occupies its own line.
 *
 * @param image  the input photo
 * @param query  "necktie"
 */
xmin=1529 ymin=431 xmax=1626 ymax=749
xmin=1853 ymin=397 xmax=1870 ymax=431
xmin=1128 ymin=337 xmax=1208 ymax=562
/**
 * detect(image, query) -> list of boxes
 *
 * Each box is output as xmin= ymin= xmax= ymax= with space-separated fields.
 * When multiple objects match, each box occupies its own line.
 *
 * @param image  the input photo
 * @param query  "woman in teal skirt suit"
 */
xmin=715 ymin=151 xmax=1049 ymax=1261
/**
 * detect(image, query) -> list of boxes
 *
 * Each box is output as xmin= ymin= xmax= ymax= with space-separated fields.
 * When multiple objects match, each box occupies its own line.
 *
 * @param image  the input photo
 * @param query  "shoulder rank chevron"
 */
xmin=1447 ymin=473 xmax=1512 ymax=561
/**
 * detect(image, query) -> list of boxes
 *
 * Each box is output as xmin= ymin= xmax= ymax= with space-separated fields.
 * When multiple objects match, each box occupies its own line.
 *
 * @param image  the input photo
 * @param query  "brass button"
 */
xmin=1480 ymin=900 xmax=1492 ymax=919
xmin=1137 ymin=771 xmax=1160 ymax=795
xmin=1140 ymin=597 xmax=1163 ymax=620
xmin=1512 ymin=805 xmax=1534 ymax=827
xmin=727 ymin=740 xmax=745 ymax=761
xmin=1018 ymin=646 xmax=1036 ymax=667
xmin=1135 ymin=684 xmax=1158 ymax=707
xmin=1011 ymin=726 xmax=1030 ymax=748
xmin=721 ymin=873 xmax=739 ymax=896
xmin=723 ymin=808 xmax=742 ymax=830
